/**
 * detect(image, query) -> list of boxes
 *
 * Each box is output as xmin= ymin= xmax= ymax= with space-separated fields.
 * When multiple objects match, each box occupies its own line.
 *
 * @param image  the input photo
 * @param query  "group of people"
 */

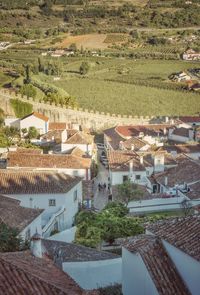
xmin=98 ymin=182 xmax=110 ymax=192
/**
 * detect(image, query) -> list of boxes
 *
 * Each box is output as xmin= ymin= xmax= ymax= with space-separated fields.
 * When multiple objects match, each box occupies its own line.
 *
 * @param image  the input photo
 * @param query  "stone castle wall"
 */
xmin=0 ymin=89 xmax=159 ymax=129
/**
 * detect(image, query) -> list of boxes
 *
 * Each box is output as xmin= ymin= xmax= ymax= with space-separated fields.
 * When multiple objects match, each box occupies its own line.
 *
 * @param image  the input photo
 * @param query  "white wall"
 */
xmin=5 ymin=118 xmax=20 ymax=129
xmin=163 ymin=240 xmax=200 ymax=295
xmin=20 ymin=115 xmax=48 ymax=134
xmin=63 ymin=258 xmax=122 ymax=290
xmin=47 ymin=226 xmax=77 ymax=242
xmin=128 ymin=195 xmax=186 ymax=214
xmin=6 ymin=181 xmax=82 ymax=229
xmin=122 ymin=248 xmax=159 ymax=295
xmin=110 ymin=170 xmax=147 ymax=186
xmin=20 ymin=213 xmax=42 ymax=240
xmin=61 ymin=143 xmax=93 ymax=156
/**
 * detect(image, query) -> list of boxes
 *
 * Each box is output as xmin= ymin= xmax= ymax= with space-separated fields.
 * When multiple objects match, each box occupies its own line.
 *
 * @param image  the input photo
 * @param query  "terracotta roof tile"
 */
xmin=120 ymin=137 xmax=148 ymax=151
xmin=179 ymin=116 xmax=200 ymax=123
xmin=0 ymin=195 xmax=43 ymax=232
xmin=0 ymin=251 xmax=84 ymax=295
xmin=21 ymin=112 xmax=49 ymax=122
xmin=0 ymin=171 xmax=81 ymax=194
xmin=49 ymin=122 xmax=68 ymax=130
xmin=158 ymin=144 xmax=200 ymax=154
xmin=7 ymin=151 xmax=91 ymax=169
xmin=104 ymin=127 xmax=124 ymax=150
xmin=155 ymin=156 xmax=200 ymax=187
xmin=172 ymin=127 xmax=191 ymax=137
xmin=42 ymin=239 xmax=119 ymax=267
xmin=107 ymin=150 xmax=151 ymax=172
xmin=147 ymin=216 xmax=200 ymax=261
xmin=116 ymin=124 xmax=171 ymax=138
xmin=123 ymin=235 xmax=191 ymax=295
xmin=64 ymin=132 xmax=94 ymax=145
xmin=16 ymin=147 xmax=43 ymax=154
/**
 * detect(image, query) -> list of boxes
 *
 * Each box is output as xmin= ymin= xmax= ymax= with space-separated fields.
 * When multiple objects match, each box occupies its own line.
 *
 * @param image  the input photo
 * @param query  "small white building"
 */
xmin=7 ymin=150 xmax=92 ymax=180
xmin=0 ymin=194 xmax=43 ymax=241
xmin=0 ymin=171 xmax=82 ymax=233
xmin=5 ymin=112 xmax=49 ymax=135
xmin=31 ymin=238 xmax=122 ymax=290
xmin=168 ymin=126 xmax=195 ymax=143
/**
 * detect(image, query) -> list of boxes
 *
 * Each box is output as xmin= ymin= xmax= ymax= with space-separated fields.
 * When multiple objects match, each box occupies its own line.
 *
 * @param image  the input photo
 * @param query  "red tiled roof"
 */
xmin=107 ymin=150 xmax=151 ymax=172
xmin=0 ymin=251 xmax=84 ymax=295
xmin=49 ymin=122 xmax=68 ymax=130
xmin=179 ymin=116 xmax=200 ymax=123
xmin=155 ymin=156 xmax=200 ymax=187
xmin=172 ymin=127 xmax=191 ymax=137
xmin=147 ymin=216 xmax=200 ymax=262
xmin=158 ymin=144 xmax=200 ymax=154
xmin=104 ymin=127 xmax=125 ymax=150
xmin=0 ymin=195 xmax=43 ymax=232
xmin=123 ymin=235 xmax=191 ymax=295
xmin=21 ymin=112 xmax=49 ymax=122
xmin=64 ymin=132 xmax=94 ymax=145
xmin=7 ymin=151 xmax=91 ymax=169
xmin=121 ymin=137 xmax=148 ymax=151
xmin=0 ymin=171 xmax=81 ymax=194
xmin=116 ymin=124 xmax=171 ymax=138
xmin=16 ymin=147 xmax=43 ymax=154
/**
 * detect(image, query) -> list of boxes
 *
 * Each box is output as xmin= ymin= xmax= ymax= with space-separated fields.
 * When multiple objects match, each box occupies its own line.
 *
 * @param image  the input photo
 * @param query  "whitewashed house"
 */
xmin=107 ymin=150 xmax=177 ymax=186
xmin=122 ymin=216 xmax=200 ymax=295
xmin=0 ymin=171 xmax=82 ymax=234
xmin=5 ymin=112 xmax=49 ymax=135
xmin=168 ymin=126 xmax=195 ymax=143
xmin=0 ymin=194 xmax=43 ymax=241
xmin=31 ymin=238 xmax=121 ymax=290
xmin=6 ymin=150 xmax=92 ymax=180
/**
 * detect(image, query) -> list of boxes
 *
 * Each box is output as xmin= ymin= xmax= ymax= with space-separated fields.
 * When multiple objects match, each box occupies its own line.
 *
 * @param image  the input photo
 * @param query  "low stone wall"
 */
xmin=0 ymin=89 xmax=159 ymax=129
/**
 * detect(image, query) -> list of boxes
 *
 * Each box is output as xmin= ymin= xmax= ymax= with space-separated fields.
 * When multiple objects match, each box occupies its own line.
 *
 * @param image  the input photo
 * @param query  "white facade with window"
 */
xmin=5 ymin=181 xmax=82 ymax=231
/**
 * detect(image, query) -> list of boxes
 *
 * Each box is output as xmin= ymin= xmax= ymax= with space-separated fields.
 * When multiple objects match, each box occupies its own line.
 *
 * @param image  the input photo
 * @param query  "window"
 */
xmin=123 ymin=175 xmax=128 ymax=182
xmin=136 ymin=175 xmax=141 ymax=180
xmin=74 ymin=190 xmax=78 ymax=202
xmin=49 ymin=199 xmax=56 ymax=206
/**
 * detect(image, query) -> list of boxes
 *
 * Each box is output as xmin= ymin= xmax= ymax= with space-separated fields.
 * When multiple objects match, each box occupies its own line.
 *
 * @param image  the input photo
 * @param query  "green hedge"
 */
xmin=10 ymin=99 xmax=33 ymax=118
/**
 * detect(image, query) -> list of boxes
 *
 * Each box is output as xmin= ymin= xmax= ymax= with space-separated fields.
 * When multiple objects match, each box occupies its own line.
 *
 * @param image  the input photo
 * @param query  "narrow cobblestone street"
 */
xmin=93 ymin=161 xmax=109 ymax=211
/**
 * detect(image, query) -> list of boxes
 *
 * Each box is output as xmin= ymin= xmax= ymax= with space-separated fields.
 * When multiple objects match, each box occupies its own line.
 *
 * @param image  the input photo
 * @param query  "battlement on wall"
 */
xmin=0 ymin=89 xmax=159 ymax=129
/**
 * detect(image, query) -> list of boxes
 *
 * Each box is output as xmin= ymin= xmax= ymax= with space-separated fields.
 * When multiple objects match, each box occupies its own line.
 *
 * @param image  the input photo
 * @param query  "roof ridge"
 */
xmin=0 ymin=255 xmax=71 ymax=294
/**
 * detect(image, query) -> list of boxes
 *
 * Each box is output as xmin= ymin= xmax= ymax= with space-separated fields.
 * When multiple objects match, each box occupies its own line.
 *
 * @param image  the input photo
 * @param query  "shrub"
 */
xmin=10 ymin=99 xmax=33 ymax=118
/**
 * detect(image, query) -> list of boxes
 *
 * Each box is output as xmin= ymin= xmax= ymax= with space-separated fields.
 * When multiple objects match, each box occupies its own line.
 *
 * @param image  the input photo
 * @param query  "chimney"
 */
xmin=31 ymin=232 xmax=43 ymax=258
xmin=129 ymin=160 xmax=133 ymax=173
xmin=165 ymin=116 xmax=169 ymax=123
xmin=164 ymin=176 xmax=168 ymax=186
xmin=163 ymin=127 xmax=167 ymax=135
xmin=140 ymin=156 xmax=144 ymax=165
xmin=131 ymin=144 xmax=134 ymax=151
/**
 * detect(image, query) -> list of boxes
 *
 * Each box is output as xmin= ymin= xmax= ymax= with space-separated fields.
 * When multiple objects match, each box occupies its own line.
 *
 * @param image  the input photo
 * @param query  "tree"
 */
xmin=80 ymin=61 xmax=90 ymax=75
xmin=24 ymin=64 xmax=31 ymax=84
xmin=27 ymin=126 xmax=39 ymax=139
xmin=103 ymin=202 xmax=128 ymax=217
xmin=0 ymin=223 xmax=21 ymax=252
xmin=20 ymin=84 xmax=37 ymax=98
xmin=38 ymin=57 xmax=44 ymax=73
xmin=4 ymin=126 xmax=20 ymax=143
xmin=117 ymin=180 xmax=144 ymax=206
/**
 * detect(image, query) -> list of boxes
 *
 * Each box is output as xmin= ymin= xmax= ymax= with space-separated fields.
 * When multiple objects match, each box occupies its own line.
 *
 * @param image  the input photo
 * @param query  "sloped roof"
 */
xmin=179 ymin=116 xmax=200 ymax=123
xmin=104 ymin=126 xmax=124 ymax=150
xmin=155 ymin=156 xmax=200 ymax=187
xmin=121 ymin=137 xmax=148 ymax=151
xmin=21 ymin=112 xmax=49 ymax=122
xmin=0 ymin=194 xmax=43 ymax=232
xmin=0 ymin=251 xmax=84 ymax=295
xmin=0 ymin=171 xmax=81 ymax=194
xmin=147 ymin=216 xmax=200 ymax=262
xmin=107 ymin=150 xmax=152 ymax=172
xmin=64 ymin=132 xmax=94 ymax=145
xmin=123 ymin=235 xmax=191 ymax=295
xmin=42 ymin=239 xmax=119 ymax=267
xmin=172 ymin=127 xmax=191 ymax=137
xmin=158 ymin=144 xmax=200 ymax=154
xmin=7 ymin=151 xmax=91 ymax=169
xmin=49 ymin=122 xmax=68 ymax=130
xmin=115 ymin=124 xmax=171 ymax=138
xmin=16 ymin=147 xmax=43 ymax=154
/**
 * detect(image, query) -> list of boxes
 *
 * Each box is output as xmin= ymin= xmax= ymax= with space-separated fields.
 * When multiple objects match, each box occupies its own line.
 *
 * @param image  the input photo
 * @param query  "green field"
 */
xmin=49 ymin=58 xmax=200 ymax=116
